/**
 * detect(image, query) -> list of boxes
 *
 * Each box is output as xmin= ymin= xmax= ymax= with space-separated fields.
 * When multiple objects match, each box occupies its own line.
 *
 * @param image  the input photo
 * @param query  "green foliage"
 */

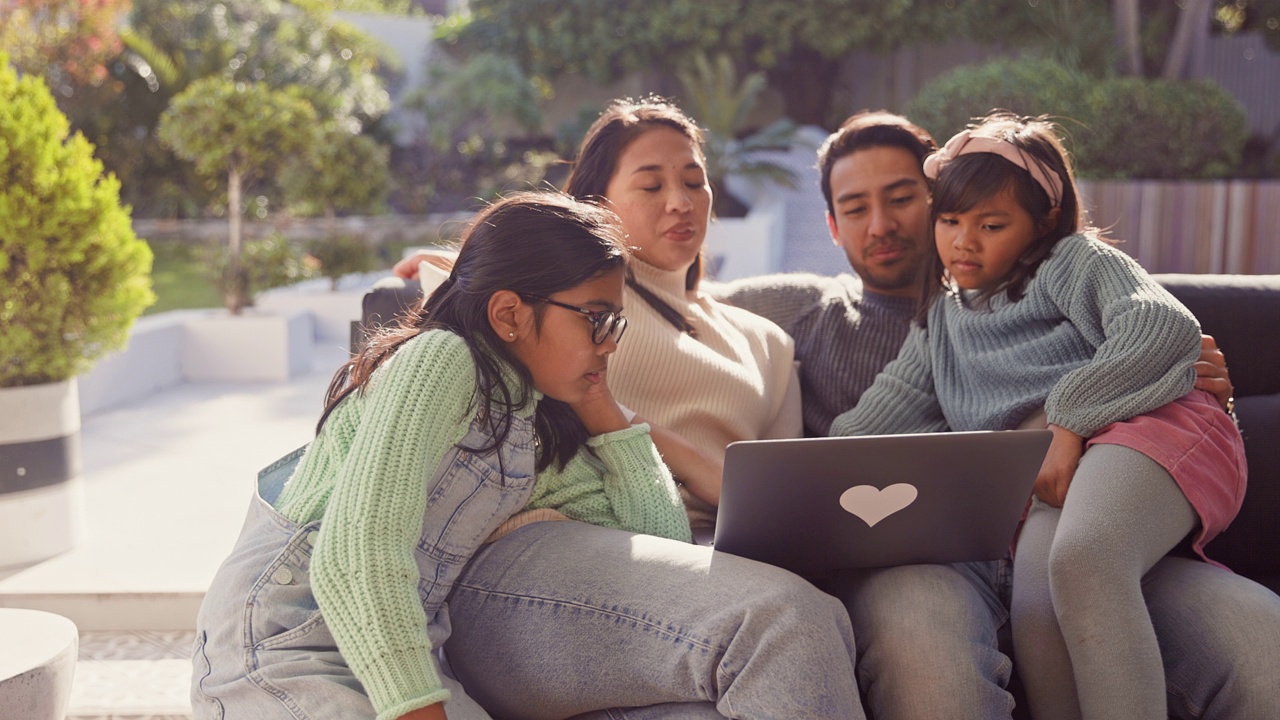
xmin=399 ymin=50 xmax=556 ymax=205
xmin=158 ymin=79 xmax=318 ymax=183
xmin=308 ymin=235 xmax=375 ymax=290
xmin=905 ymin=56 xmax=1092 ymax=147
xmin=1214 ymin=0 xmax=1280 ymax=50
xmin=408 ymin=51 xmax=543 ymax=151
xmin=281 ymin=125 xmax=391 ymax=219
xmin=158 ymin=78 xmax=318 ymax=312
xmin=1074 ymin=78 xmax=1249 ymax=179
xmin=906 ymin=56 xmax=1250 ymax=179
xmin=0 ymin=56 xmax=155 ymax=386
xmin=675 ymin=52 xmax=798 ymax=215
xmin=444 ymin=0 xmax=949 ymax=80
xmin=441 ymin=0 xmax=954 ymax=124
xmin=200 ymin=235 xmax=317 ymax=308
xmin=145 ymin=240 xmax=222 ymax=314
xmin=954 ymin=0 xmax=1117 ymax=77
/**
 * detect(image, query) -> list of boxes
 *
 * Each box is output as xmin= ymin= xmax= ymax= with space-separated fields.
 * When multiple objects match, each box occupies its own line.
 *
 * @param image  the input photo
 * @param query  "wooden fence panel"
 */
xmin=1078 ymin=180 xmax=1280 ymax=274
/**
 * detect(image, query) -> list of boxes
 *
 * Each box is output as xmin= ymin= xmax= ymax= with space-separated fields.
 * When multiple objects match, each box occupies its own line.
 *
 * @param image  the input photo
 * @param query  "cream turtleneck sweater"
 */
xmin=609 ymin=259 xmax=802 ymax=526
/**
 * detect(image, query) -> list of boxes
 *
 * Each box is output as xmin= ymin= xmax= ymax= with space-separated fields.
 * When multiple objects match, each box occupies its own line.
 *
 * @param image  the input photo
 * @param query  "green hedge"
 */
xmin=905 ymin=57 xmax=1249 ymax=180
xmin=1 ymin=56 xmax=155 ymax=386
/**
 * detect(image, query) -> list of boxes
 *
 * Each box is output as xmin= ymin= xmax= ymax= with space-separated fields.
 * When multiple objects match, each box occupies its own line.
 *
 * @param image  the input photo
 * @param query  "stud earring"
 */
xmin=508 ymin=332 xmax=515 ymax=339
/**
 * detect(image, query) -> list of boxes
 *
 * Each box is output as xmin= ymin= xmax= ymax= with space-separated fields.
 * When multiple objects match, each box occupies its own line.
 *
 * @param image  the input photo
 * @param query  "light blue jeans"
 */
xmin=822 ymin=554 xmax=1280 ymax=720
xmin=192 ymin=411 xmax=538 ymax=720
xmin=443 ymin=520 xmax=866 ymax=720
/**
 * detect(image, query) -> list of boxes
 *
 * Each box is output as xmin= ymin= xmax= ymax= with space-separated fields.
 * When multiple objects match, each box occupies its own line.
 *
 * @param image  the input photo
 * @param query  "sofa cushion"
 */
xmin=1155 ymin=274 xmax=1280 ymax=398
xmin=1201 ymin=392 xmax=1280 ymax=592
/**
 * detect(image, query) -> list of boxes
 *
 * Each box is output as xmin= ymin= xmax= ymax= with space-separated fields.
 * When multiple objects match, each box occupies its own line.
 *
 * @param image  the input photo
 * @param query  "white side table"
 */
xmin=0 ymin=608 xmax=78 ymax=720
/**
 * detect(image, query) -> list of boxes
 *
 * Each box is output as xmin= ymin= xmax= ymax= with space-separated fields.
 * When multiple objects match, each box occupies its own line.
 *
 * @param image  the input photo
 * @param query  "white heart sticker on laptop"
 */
xmin=839 ymin=484 xmax=919 ymax=527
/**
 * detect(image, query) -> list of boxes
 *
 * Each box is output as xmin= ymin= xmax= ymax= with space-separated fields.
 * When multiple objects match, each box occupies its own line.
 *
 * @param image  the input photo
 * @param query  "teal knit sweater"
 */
xmin=273 ymin=330 xmax=689 ymax=720
xmin=831 ymin=234 xmax=1201 ymax=438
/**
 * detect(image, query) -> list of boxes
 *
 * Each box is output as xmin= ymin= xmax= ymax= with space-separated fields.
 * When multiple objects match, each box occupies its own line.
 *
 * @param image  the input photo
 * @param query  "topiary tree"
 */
xmin=0 ymin=54 xmax=155 ymax=388
xmin=157 ymin=78 xmax=317 ymax=314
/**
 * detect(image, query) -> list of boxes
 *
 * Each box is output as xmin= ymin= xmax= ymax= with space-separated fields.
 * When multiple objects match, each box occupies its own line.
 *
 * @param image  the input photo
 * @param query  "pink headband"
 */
xmin=922 ymin=129 xmax=1063 ymax=208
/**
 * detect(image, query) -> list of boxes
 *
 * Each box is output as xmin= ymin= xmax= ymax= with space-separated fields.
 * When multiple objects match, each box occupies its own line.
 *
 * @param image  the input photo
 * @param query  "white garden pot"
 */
xmin=0 ymin=380 xmax=86 ymax=569
xmin=182 ymin=308 xmax=315 ymax=382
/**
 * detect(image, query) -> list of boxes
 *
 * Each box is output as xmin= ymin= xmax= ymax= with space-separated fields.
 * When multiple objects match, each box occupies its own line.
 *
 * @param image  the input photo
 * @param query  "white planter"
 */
xmin=183 ymin=309 xmax=315 ymax=382
xmin=703 ymin=195 xmax=786 ymax=281
xmin=0 ymin=380 xmax=86 ymax=569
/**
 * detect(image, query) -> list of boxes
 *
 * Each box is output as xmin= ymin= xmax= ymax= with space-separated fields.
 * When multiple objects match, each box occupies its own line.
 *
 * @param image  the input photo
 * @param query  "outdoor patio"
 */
xmin=0 ymin=339 xmax=351 ymax=718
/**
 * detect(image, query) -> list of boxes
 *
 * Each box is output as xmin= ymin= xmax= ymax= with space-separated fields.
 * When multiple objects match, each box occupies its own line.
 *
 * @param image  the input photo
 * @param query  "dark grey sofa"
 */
xmin=354 ymin=273 xmax=1280 ymax=593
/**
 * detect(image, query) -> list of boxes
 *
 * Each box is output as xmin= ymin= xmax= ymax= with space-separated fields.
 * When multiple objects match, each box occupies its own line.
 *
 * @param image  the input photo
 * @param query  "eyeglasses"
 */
xmin=520 ymin=294 xmax=628 ymax=345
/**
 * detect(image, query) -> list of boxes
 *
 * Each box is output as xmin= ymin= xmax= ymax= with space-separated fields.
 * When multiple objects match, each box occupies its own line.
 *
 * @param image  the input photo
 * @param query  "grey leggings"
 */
xmin=1012 ymin=443 xmax=1197 ymax=720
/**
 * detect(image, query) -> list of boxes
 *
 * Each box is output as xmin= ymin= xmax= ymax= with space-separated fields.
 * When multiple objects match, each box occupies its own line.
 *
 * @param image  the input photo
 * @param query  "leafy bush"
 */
xmin=907 ymin=56 xmax=1250 ymax=179
xmin=1074 ymin=78 xmax=1248 ymax=179
xmin=200 ymin=235 xmax=316 ymax=310
xmin=308 ymin=235 xmax=374 ymax=290
xmin=905 ymin=56 xmax=1091 ymax=149
xmin=0 ymin=55 xmax=155 ymax=387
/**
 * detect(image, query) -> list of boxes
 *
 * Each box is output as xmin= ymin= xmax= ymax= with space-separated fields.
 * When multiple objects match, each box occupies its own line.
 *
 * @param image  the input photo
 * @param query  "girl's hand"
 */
xmin=568 ymin=374 xmax=631 ymax=436
xmin=1034 ymin=425 xmax=1085 ymax=508
xmin=397 ymin=703 xmax=447 ymax=720
xmin=1193 ymin=334 xmax=1235 ymax=412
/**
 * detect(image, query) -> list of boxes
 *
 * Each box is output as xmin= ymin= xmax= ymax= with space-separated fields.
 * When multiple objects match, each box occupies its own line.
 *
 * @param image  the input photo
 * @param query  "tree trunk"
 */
xmin=227 ymin=163 xmax=246 ymax=315
xmin=771 ymin=46 xmax=839 ymax=128
xmin=1163 ymin=0 xmax=1213 ymax=80
xmin=1114 ymin=0 xmax=1143 ymax=76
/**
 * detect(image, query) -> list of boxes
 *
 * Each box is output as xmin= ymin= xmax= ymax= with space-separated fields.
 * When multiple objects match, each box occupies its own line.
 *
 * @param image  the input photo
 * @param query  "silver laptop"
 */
xmin=712 ymin=430 xmax=1052 ymax=574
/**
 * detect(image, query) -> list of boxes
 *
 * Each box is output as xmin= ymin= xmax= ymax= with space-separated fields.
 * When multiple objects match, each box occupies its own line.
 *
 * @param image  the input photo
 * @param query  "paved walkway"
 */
xmin=0 ymin=341 xmax=350 ymax=718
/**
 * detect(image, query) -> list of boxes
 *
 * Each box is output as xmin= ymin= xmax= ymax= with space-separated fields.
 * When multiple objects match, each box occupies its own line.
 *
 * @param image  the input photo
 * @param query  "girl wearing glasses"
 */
xmin=436 ymin=101 xmax=864 ymax=720
xmin=193 ymin=193 xmax=697 ymax=720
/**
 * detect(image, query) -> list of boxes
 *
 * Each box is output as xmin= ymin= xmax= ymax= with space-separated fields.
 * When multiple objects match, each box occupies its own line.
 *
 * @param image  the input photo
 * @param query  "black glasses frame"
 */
xmin=520 ymin=294 xmax=628 ymax=345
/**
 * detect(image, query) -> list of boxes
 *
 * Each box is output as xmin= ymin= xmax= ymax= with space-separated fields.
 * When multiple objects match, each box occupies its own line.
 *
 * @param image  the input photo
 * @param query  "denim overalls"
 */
xmin=191 ymin=413 xmax=537 ymax=720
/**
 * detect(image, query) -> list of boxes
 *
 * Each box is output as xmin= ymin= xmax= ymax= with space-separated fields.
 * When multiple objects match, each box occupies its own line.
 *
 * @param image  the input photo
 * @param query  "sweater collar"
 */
xmin=850 ymin=275 xmax=917 ymax=317
xmin=630 ymin=257 xmax=695 ymax=301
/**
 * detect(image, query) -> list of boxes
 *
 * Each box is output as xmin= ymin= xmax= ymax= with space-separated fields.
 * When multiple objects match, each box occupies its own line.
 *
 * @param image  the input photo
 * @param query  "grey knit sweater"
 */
xmin=830 ymin=234 xmax=1201 ymax=438
xmin=713 ymin=272 xmax=916 ymax=437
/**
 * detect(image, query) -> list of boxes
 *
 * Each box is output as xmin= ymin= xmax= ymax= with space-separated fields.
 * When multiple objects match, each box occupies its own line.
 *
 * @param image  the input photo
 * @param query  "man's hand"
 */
xmin=392 ymin=250 xmax=458 ymax=280
xmin=1194 ymin=334 xmax=1234 ymax=412
xmin=1034 ymin=424 xmax=1085 ymax=508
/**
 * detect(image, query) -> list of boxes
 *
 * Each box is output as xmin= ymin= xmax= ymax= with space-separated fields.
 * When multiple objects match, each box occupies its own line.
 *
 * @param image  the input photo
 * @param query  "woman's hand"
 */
xmin=1034 ymin=425 xmax=1085 ymax=508
xmin=1194 ymin=334 xmax=1235 ymax=412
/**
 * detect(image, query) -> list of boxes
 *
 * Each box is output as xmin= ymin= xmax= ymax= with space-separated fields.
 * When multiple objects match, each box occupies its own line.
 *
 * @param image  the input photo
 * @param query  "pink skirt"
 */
xmin=1088 ymin=389 xmax=1248 ymax=567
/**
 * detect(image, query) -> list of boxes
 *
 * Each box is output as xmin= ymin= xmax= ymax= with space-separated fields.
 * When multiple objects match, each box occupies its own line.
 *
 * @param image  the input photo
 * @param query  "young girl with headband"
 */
xmin=831 ymin=113 xmax=1247 ymax=720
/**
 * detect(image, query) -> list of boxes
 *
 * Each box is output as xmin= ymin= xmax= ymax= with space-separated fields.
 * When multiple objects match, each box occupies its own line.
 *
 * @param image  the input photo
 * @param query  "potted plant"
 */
xmin=158 ymin=79 xmax=322 ymax=381
xmin=0 ymin=55 xmax=155 ymax=567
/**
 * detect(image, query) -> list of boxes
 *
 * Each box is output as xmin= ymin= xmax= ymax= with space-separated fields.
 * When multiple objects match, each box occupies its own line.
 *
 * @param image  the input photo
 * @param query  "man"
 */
xmin=715 ymin=111 xmax=1280 ymax=720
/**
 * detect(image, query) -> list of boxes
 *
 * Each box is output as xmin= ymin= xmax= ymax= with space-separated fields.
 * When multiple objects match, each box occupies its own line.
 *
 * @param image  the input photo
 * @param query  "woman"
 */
xmin=438 ymin=101 xmax=861 ymax=720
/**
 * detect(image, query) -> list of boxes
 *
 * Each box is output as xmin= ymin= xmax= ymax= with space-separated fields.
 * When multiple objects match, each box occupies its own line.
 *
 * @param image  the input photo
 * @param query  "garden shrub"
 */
xmin=0 ymin=55 xmax=155 ymax=386
xmin=907 ymin=56 xmax=1250 ymax=179
xmin=905 ymin=56 xmax=1091 ymax=150
xmin=1074 ymin=78 xmax=1248 ymax=179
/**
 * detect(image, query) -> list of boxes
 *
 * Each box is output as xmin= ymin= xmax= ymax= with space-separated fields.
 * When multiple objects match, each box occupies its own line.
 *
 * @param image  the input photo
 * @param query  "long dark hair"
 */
xmin=564 ymin=96 xmax=706 ymax=337
xmin=919 ymin=113 xmax=1084 ymax=323
xmin=320 ymin=192 xmax=630 ymax=471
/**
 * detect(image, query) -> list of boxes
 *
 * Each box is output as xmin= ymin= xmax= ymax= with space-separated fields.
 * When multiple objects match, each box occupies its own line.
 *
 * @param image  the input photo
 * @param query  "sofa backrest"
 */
xmin=1155 ymin=274 xmax=1280 ymax=590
